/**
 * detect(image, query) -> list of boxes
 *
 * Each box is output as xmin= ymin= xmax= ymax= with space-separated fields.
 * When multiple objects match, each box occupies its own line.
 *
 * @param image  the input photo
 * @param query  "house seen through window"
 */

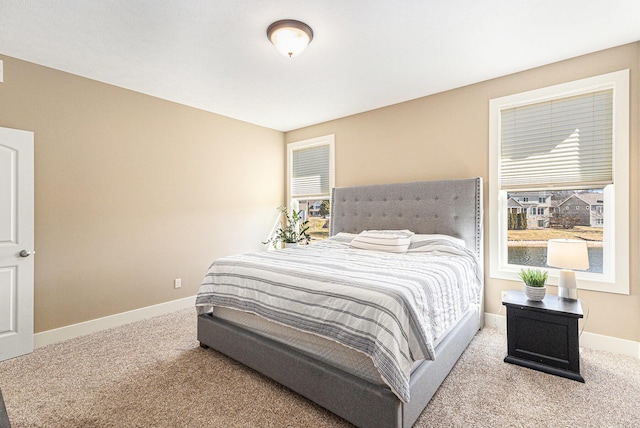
xmin=507 ymin=189 xmax=604 ymax=273
xmin=297 ymin=199 xmax=331 ymax=241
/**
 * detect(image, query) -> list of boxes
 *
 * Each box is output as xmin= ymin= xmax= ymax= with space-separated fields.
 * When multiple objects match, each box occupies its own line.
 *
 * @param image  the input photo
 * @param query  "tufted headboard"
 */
xmin=330 ymin=177 xmax=483 ymax=259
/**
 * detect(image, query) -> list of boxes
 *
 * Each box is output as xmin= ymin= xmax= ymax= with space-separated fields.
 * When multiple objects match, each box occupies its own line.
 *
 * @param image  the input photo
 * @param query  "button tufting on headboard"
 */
xmin=329 ymin=178 xmax=484 ymax=260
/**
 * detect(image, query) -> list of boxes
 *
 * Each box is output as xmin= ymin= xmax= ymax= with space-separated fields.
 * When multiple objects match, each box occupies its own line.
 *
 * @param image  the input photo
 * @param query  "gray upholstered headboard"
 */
xmin=330 ymin=178 xmax=483 ymax=259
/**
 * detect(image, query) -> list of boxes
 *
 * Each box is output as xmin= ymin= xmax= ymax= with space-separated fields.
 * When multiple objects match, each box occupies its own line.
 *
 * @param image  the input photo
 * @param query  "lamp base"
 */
xmin=557 ymin=270 xmax=578 ymax=301
xmin=558 ymin=286 xmax=578 ymax=301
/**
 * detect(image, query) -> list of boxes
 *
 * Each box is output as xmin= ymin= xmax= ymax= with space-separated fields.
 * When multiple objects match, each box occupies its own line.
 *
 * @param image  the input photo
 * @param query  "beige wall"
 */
xmin=2 ymin=43 xmax=639 ymax=342
xmin=0 ymin=55 xmax=285 ymax=333
xmin=286 ymin=43 xmax=640 ymax=342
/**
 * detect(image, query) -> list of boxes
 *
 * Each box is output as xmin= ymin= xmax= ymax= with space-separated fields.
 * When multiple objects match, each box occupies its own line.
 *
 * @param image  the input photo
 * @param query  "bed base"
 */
xmin=198 ymin=308 xmax=480 ymax=428
xmin=197 ymin=177 xmax=484 ymax=427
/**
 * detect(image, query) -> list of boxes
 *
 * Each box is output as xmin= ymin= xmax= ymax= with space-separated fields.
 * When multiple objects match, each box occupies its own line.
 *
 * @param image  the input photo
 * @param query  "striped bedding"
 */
xmin=195 ymin=234 xmax=481 ymax=403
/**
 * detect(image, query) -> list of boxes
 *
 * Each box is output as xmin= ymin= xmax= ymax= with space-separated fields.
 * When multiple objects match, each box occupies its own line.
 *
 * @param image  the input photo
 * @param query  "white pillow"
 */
xmin=349 ymin=230 xmax=412 ymax=253
xmin=330 ymin=232 xmax=357 ymax=243
xmin=408 ymin=234 xmax=466 ymax=251
xmin=363 ymin=229 xmax=414 ymax=237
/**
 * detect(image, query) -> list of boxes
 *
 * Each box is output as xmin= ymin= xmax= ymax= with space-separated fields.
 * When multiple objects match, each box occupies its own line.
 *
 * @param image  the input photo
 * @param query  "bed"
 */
xmin=196 ymin=177 xmax=483 ymax=428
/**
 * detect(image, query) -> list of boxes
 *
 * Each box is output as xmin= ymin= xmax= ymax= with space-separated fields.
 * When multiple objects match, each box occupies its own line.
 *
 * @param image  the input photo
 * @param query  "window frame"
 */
xmin=489 ymin=70 xmax=629 ymax=294
xmin=287 ymin=134 xmax=335 ymax=215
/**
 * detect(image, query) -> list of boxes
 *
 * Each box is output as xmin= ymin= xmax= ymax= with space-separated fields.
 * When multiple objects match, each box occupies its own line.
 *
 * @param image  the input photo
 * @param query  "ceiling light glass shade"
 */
xmin=267 ymin=20 xmax=313 ymax=58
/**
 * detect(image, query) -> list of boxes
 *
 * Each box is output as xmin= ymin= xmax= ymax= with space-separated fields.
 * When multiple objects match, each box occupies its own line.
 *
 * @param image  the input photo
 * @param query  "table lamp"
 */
xmin=546 ymin=239 xmax=589 ymax=301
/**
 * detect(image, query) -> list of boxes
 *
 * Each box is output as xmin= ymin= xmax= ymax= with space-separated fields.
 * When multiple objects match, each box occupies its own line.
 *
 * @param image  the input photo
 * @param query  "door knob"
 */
xmin=19 ymin=249 xmax=32 ymax=257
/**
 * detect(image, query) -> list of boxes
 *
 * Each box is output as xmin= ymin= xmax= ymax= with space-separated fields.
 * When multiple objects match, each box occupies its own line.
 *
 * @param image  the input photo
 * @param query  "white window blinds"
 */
xmin=291 ymin=144 xmax=330 ymax=198
xmin=500 ymin=89 xmax=613 ymax=189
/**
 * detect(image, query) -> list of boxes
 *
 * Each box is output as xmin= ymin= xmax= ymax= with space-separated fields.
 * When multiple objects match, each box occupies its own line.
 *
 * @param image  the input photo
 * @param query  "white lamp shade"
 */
xmin=547 ymin=239 xmax=590 ymax=270
xmin=267 ymin=20 xmax=313 ymax=58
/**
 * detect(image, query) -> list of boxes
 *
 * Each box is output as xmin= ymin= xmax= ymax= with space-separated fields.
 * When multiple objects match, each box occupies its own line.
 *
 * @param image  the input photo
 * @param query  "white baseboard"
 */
xmin=34 ymin=296 xmax=196 ymax=348
xmin=484 ymin=312 xmax=507 ymax=331
xmin=484 ymin=312 xmax=640 ymax=359
xmin=578 ymin=331 xmax=640 ymax=359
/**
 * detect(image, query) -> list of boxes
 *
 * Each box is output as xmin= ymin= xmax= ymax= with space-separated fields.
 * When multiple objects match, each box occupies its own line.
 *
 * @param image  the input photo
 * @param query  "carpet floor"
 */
xmin=0 ymin=308 xmax=638 ymax=427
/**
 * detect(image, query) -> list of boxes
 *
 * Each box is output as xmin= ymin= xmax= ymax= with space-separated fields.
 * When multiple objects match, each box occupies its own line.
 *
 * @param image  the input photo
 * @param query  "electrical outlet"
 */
xmin=174 ymin=278 xmax=182 ymax=289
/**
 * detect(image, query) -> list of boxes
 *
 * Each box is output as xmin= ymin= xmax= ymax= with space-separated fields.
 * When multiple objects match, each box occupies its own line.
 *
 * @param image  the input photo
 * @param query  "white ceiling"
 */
xmin=1 ymin=1 xmax=639 ymax=132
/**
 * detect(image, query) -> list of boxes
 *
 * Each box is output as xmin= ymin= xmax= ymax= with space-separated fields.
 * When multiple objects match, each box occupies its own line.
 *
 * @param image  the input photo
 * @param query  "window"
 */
xmin=489 ymin=70 xmax=629 ymax=294
xmin=288 ymin=135 xmax=335 ymax=241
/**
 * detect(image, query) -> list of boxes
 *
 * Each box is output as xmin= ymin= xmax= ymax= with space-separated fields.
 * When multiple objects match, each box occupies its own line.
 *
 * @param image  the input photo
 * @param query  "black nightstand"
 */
xmin=502 ymin=289 xmax=584 ymax=382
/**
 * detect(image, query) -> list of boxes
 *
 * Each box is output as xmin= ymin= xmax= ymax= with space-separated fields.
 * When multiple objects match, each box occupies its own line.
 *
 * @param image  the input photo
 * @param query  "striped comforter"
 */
xmin=195 ymin=235 xmax=481 ymax=403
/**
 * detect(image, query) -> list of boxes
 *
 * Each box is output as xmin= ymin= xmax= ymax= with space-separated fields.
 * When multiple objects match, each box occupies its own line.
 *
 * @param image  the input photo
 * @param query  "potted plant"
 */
xmin=519 ymin=268 xmax=548 ymax=301
xmin=263 ymin=206 xmax=311 ymax=249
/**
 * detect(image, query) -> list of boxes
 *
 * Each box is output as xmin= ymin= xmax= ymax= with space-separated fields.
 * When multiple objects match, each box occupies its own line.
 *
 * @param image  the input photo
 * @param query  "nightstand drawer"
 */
xmin=508 ymin=307 xmax=575 ymax=370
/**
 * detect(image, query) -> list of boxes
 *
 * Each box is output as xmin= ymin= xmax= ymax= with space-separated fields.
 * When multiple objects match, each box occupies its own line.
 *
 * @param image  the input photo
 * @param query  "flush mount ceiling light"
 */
xmin=267 ymin=19 xmax=313 ymax=58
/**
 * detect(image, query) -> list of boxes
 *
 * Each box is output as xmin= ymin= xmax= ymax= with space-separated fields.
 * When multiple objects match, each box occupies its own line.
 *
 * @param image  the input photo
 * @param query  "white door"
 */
xmin=0 ymin=127 xmax=34 ymax=361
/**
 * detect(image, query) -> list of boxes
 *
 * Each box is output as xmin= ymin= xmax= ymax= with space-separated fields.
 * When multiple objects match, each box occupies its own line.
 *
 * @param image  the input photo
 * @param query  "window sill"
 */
xmin=489 ymin=266 xmax=629 ymax=295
